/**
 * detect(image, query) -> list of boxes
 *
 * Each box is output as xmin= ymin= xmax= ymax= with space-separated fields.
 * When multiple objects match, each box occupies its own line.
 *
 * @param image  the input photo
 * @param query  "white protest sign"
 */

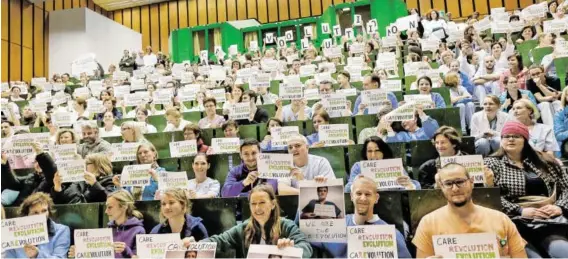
xmin=265 ymin=33 xmax=275 ymax=44
xmin=383 ymin=101 xmax=416 ymax=122
xmin=543 ymin=19 xmax=567 ymax=34
xmin=333 ymin=25 xmax=342 ymax=37
xmin=361 ymin=89 xmax=388 ymax=110
xmin=257 ymin=153 xmax=293 ymax=179
xmin=321 ymin=94 xmax=347 ymax=115
xmin=229 ymin=45 xmax=238 ymax=56
xmin=381 ymin=36 xmax=398 ymax=48
xmin=304 ymin=88 xmax=320 ymax=100
xmin=247 ymin=244 xmax=303 ymax=258
xmin=300 ymin=64 xmax=317 ymax=77
xmin=279 ymin=84 xmax=303 ymax=100
xmin=136 ymin=234 xmax=181 ymax=259
xmin=491 ymin=21 xmax=510 ymax=34
xmin=301 ymin=38 xmax=310 ymax=50
xmin=285 ymin=30 xmax=294 ymax=41
xmin=440 ymin=155 xmax=485 ymax=184
xmin=366 ymin=19 xmax=378 ymax=33
xmin=1 ymin=214 xmax=49 ymax=250
xmin=165 ymin=242 xmax=217 ymax=258
xmin=51 ymin=144 xmax=78 ymax=161
xmin=349 ymin=42 xmax=365 ymax=54
xmin=177 ymin=86 xmax=199 ymax=102
xmin=124 ymin=92 xmax=150 ymax=107
xmin=210 ymin=88 xmax=226 ymax=103
xmin=74 ymin=229 xmax=114 ymax=259
xmin=360 ymin=158 xmax=404 ymax=189
xmin=230 ymin=102 xmax=251 ymax=120
xmin=321 ymin=23 xmax=331 ymax=34
xmin=433 ymin=233 xmax=500 ymax=258
xmin=169 ymin=140 xmax=198 ymax=158
xmin=314 ymin=204 xmax=337 ymax=218
xmin=556 ymin=40 xmax=568 ymax=57
xmin=322 ymin=38 xmax=333 ymax=49
xmin=299 ymin=179 xmax=346 ymax=242
xmin=12 ymin=126 xmax=30 ymax=133
xmin=199 ymin=50 xmax=208 ymax=63
xmin=57 ymin=159 xmax=86 ymax=183
xmin=521 ymin=3 xmax=548 ymax=21
xmin=337 ymin=88 xmax=358 ymax=97
xmin=277 ymin=37 xmax=287 ymax=49
xmin=152 ymin=88 xmax=174 ymax=105
xmin=211 ymin=138 xmax=240 ymax=154
xmin=404 ymin=94 xmax=434 ymax=108
xmin=345 ymin=28 xmax=354 ymax=39
xmin=5 ymin=134 xmax=35 ymax=156
xmin=111 ymin=143 xmax=139 ymax=162
xmin=86 ymin=99 xmax=105 ymax=114
xmin=348 ymin=225 xmax=398 ymax=259
xmin=249 ymin=41 xmax=259 ymax=51
xmin=386 ymin=23 xmax=398 ymax=37
xmin=473 ymin=16 xmax=491 ymax=32
xmin=396 ymin=14 xmax=419 ymax=31
xmin=113 ymin=85 xmax=131 ymax=98
xmin=353 ymin=15 xmax=362 ymax=26
xmin=271 ymin=126 xmax=300 ymax=148
xmin=304 ymin=25 xmax=313 ymax=38
xmin=158 ymin=171 xmax=189 ymax=190
xmin=120 ymin=164 xmax=152 ymax=187
xmin=52 ymin=111 xmax=72 ymax=127
xmin=382 ymin=79 xmax=402 ymax=92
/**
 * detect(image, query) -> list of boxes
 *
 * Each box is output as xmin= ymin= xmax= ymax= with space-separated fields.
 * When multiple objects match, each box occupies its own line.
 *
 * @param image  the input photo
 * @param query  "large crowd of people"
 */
xmin=1 ymin=1 xmax=568 ymax=258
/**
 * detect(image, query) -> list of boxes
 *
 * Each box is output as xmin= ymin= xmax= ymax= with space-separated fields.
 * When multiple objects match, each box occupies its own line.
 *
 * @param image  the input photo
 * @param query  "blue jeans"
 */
xmin=525 ymin=235 xmax=568 ymax=258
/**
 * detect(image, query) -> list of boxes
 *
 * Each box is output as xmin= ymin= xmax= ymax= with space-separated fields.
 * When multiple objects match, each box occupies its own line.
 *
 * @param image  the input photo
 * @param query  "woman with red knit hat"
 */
xmin=484 ymin=121 xmax=568 ymax=258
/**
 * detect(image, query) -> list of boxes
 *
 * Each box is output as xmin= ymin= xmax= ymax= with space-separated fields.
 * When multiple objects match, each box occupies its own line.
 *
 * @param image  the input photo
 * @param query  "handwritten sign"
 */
xmin=74 ymin=229 xmax=114 ymax=259
xmin=348 ymin=225 xmax=398 ymax=259
xmin=52 ymin=111 xmax=72 ymax=127
xmin=211 ymin=138 xmax=240 ymax=154
xmin=299 ymin=179 xmax=346 ymax=242
xmin=158 ymin=171 xmax=189 ymax=190
xmin=5 ymin=134 xmax=35 ymax=156
xmin=361 ymin=89 xmax=388 ymax=110
xmin=87 ymin=99 xmax=105 ymax=114
xmin=169 ymin=140 xmax=198 ymax=158
xmin=271 ymin=126 xmax=300 ymax=148
xmin=279 ymin=84 xmax=303 ymax=100
xmin=321 ymin=94 xmax=347 ymax=115
xmin=51 ymin=144 xmax=78 ymax=161
xmin=433 ymin=233 xmax=499 ymax=258
xmin=440 ymin=155 xmax=485 ymax=184
xmin=383 ymin=101 xmax=416 ymax=122
xmin=111 ymin=143 xmax=139 ymax=162
xmin=543 ymin=19 xmax=567 ymax=34
xmin=1 ymin=214 xmax=49 ymax=250
xmin=230 ymin=102 xmax=251 ymax=120
xmin=360 ymin=158 xmax=404 ymax=189
xmin=257 ymin=153 xmax=293 ymax=179
xmin=382 ymin=80 xmax=402 ymax=92
xmin=165 ymin=242 xmax=217 ymax=258
xmin=136 ymin=234 xmax=181 ymax=259
xmin=57 ymin=159 xmax=86 ymax=183
xmin=319 ymin=124 xmax=350 ymax=146
xmin=120 ymin=164 xmax=152 ymax=187
xmin=314 ymin=204 xmax=337 ymax=218
xmin=404 ymin=94 xmax=434 ymax=108
xmin=210 ymin=88 xmax=226 ymax=103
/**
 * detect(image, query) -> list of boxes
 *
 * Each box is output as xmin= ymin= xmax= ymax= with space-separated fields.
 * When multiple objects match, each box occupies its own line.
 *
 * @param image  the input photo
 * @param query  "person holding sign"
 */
xmin=200 ymin=185 xmax=312 ymax=258
xmin=484 ymin=121 xmax=568 ymax=257
xmin=77 ymin=121 xmax=113 ymax=158
xmin=235 ymin=90 xmax=270 ymax=125
xmin=99 ymin=112 xmax=122 ymax=138
xmin=260 ymin=118 xmax=287 ymax=152
xmin=163 ymin=108 xmax=192 ymax=132
xmin=120 ymin=121 xmax=149 ymax=143
xmin=278 ymin=134 xmax=335 ymax=195
xmin=95 ymin=99 xmax=123 ymax=122
xmin=382 ymin=104 xmax=440 ymax=143
xmin=345 ymin=136 xmax=420 ymax=192
xmin=352 ymin=74 xmax=399 ymax=115
xmin=198 ymin=98 xmax=226 ymax=129
xmin=187 ymin=154 xmax=220 ymax=198
xmin=276 ymin=98 xmax=313 ymax=123
xmin=414 ymin=76 xmax=447 ymax=108
xmin=183 ymin=124 xmax=210 ymax=153
xmin=311 ymin=176 xmax=412 ymax=258
xmin=52 ymin=153 xmax=115 ymax=204
xmin=68 ymin=190 xmax=146 ymax=258
xmin=300 ymin=186 xmax=342 ymax=219
xmin=1 ymin=142 xmax=57 ymax=206
xmin=221 ymin=139 xmax=278 ymax=197
xmin=445 ymin=72 xmax=476 ymax=135
xmin=471 ymin=95 xmax=512 ymax=156
xmin=150 ymin=188 xmax=209 ymax=242
xmin=412 ymin=163 xmax=527 ymax=258
xmin=4 ymin=193 xmax=71 ymax=259
xmin=114 ymin=143 xmax=164 ymax=201
xmin=511 ymin=99 xmax=559 ymax=156
xmin=222 ymin=85 xmax=245 ymax=116
xmin=306 ymin=110 xmax=354 ymax=147
xmin=129 ymin=107 xmax=158 ymax=134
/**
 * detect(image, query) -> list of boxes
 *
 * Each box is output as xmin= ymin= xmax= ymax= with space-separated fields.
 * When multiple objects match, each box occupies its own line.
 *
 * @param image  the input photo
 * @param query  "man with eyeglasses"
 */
xmin=526 ymin=64 xmax=562 ymax=126
xmin=413 ymin=163 xmax=527 ymax=258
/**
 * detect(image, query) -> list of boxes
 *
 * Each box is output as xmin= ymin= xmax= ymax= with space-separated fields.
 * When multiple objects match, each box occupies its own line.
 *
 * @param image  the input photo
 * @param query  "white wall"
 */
xmin=49 ymin=8 xmax=142 ymax=76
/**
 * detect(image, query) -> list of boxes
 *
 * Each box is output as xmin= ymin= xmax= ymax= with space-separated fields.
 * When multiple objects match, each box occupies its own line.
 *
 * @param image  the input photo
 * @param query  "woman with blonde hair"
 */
xmin=150 ymin=188 xmax=208 ymax=242
xmin=445 ymin=72 xmax=475 ymax=134
xmin=4 ymin=193 xmax=70 ymax=258
xmin=511 ymin=99 xmax=559 ymax=157
xmin=52 ymin=153 xmax=116 ymax=204
xmin=55 ymin=128 xmax=78 ymax=145
xmin=163 ymin=107 xmax=191 ymax=132
xmin=196 ymin=184 xmax=311 ymax=257
xmin=68 ymin=190 xmax=146 ymax=258
xmin=113 ymin=142 xmax=163 ymax=201
xmin=121 ymin=121 xmax=148 ymax=143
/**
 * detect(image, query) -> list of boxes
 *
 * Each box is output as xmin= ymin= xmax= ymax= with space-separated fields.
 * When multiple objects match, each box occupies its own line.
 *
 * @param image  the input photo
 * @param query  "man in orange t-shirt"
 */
xmin=412 ymin=163 xmax=527 ymax=258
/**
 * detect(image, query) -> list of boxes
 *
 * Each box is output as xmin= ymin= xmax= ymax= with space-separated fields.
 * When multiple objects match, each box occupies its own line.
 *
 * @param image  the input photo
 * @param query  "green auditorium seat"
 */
xmin=158 ymin=158 xmax=181 ymax=172
xmin=404 ymin=76 xmax=417 ymax=91
xmin=102 ymin=136 xmax=123 ymax=144
xmin=225 ymin=124 xmax=258 ymax=140
xmin=269 ymin=80 xmax=281 ymax=95
xmin=5 ymin=203 xmax=101 ymax=233
xmin=281 ymin=120 xmax=308 ymax=136
xmin=112 ymin=161 xmax=135 ymax=175
xmin=408 ymin=136 xmax=475 ymax=179
xmin=14 ymin=100 xmax=29 ymax=111
xmin=113 ymin=118 xmax=135 ymax=126
xmin=181 ymin=153 xmax=241 ymax=186
xmin=182 ymin=111 xmax=203 ymax=123
xmin=351 ymin=82 xmax=363 ymax=91
xmin=30 ymin=127 xmax=44 ymax=133
xmin=147 ymin=115 xmax=168 ymax=132
xmin=409 ymin=188 xmax=501 ymax=232
xmin=554 ymin=57 xmax=568 ymax=89
xmin=304 ymin=116 xmax=354 ymax=142
xmin=307 ymin=146 xmax=347 ymax=182
xmin=260 ymin=104 xmax=276 ymax=118
xmin=391 ymin=91 xmax=404 ymax=102
xmin=516 ymin=40 xmax=538 ymax=67
xmin=424 ymin=107 xmax=461 ymax=133
xmin=406 ymin=87 xmax=452 ymax=106
xmin=200 ymin=128 xmax=215 ymax=146
xmin=531 ymin=47 xmax=553 ymax=66
xmin=146 ymin=132 xmax=174 ymax=159
xmin=344 ymin=191 xmax=405 ymax=234
xmin=354 ymin=114 xmax=378 ymax=143
xmin=346 ymin=143 xmax=406 ymax=173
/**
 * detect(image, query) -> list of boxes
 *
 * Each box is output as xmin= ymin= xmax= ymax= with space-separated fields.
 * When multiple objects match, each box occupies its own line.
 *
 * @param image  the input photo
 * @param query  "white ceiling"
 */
xmin=93 ymin=0 xmax=166 ymax=11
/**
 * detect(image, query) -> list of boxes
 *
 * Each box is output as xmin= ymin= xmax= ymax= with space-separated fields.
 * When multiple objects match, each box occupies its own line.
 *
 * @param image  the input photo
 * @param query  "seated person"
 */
xmin=377 ymin=104 xmax=440 ymax=143
xmin=353 ymin=74 xmax=399 ymax=115
xmin=300 ymin=186 xmax=342 ymax=219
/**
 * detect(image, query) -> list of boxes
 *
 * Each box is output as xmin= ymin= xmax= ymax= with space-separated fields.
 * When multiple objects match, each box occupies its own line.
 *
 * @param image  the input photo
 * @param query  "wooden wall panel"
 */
xmin=159 ymin=2 xmax=169 ymax=53
xmin=268 ymin=0 xmax=278 ymax=22
xmin=419 ymin=0 xmax=431 ymax=14
xmin=178 ymin=0 xmax=188 ymax=27
xmin=474 ymin=0 xmax=489 ymax=15
xmin=406 ymin=0 xmax=418 ymax=11
xmin=45 ymin=0 xmax=54 ymax=11
xmin=1 ymin=0 xmax=8 ymax=41
xmin=278 ymin=0 xmax=289 ymax=21
xmin=34 ymin=6 xmax=44 ymax=77
xmin=257 ymin=0 xmax=268 ymax=23
xmin=114 ymin=9 xmax=123 ymax=25
xmin=217 ymin=0 xmax=227 ymax=22
xmin=460 ymin=0 xmax=474 ymax=17
xmin=520 ymin=0 xmax=534 ymax=9
xmin=446 ymin=0 xmax=461 ymax=18
xmin=122 ymin=8 xmax=132 ymax=28
xmin=246 ymin=0 xmax=257 ymax=19
xmin=141 ymin=5 xmax=151 ymax=48
xmin=227 ymin=0 xmax=237 ymax=21
xmin=10 ymin=0 xmax=21 ymax=45
xmin=1 ymin=41 xmax=7 ymax=82
xmin=169 ymin=1 xmax=178 ymax=31
xmin=132 ymin=7 xmax=141 ymax=32
xmin=311 ymin=0 xmax=322 ymax=16
xmin=150 ymin=4 xmax=160 ymax=50
xmin=9 ymin=43 xmax=21 ymax=81
xmin=300 ymin=0 xmax=310 ymax=17
xmin=207 ymin=0 xmax=217 ymax=24
xmin=189 ymin=0 xmax=198 ymax=26
xmin=22 ymin=4 xmax=33 ymax=49
xmin=236 ymin=0 xmax=246 ymax=20
xmin=432 ymin=0 xmax=445 ymax=12
xmin=22 ymin=48 xmax=33 ymax=82
xmin=73 ymin=0 xmax=80 ymax=8
xmin=63 ymin=0 xmax=72 ymax=9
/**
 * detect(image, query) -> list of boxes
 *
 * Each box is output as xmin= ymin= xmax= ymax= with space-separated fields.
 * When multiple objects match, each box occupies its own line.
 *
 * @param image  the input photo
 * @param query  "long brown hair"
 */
xmin=244 ymin=184 xmax=281 ymax=247
xmin=107 ymin=190 xmax=143 ymax=219
xmin=159 ymin=188 xmax=192 ymax=224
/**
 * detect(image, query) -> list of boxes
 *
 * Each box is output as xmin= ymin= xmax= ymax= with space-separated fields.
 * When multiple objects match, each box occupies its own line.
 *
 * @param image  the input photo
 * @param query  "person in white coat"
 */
xmin=471 ymin=95 xmax=511 ymax=156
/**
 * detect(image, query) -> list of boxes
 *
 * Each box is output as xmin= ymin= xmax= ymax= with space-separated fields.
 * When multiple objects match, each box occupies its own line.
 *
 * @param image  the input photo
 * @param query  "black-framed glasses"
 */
xmin=440 ymin=178 xmax=469 ymax=189
xmin=502 ymin=134 xmax=523 ymax=140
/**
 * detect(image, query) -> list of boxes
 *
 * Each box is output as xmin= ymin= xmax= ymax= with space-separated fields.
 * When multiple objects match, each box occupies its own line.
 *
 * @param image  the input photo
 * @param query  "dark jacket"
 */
xmin=1 ymin=152 xmax=56 ymax=205
xmin=51 ymin=175 xmax=115 ymax=204
xmin=418 ymin=151 xmax=468 ymax=189
xmin=150 ymin=214 xmax=208 ymax=241
xmin=235 ymin=108 xmax=270 ymax=126
xmin=526 ymin=76 xmax=561 ymax=104
xmin=119 ymin=56 xmax=136 ymax=75
xmin=109 ymin=217 xmax=146 ymax=258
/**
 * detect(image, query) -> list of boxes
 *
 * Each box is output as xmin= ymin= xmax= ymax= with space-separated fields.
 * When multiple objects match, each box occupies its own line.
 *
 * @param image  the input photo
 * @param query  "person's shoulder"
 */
xmin=476 ymin=205 xmax=514 ymax=224
xmin=535 ymin=123 xmax=553 ymax=131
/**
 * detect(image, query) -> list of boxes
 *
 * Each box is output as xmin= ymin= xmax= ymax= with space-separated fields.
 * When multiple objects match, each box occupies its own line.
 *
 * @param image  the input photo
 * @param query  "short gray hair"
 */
xmin=286 ymin=134 xmax=309 ymax=147
xmin=80 ymin=121 xmax=99 ymax=132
